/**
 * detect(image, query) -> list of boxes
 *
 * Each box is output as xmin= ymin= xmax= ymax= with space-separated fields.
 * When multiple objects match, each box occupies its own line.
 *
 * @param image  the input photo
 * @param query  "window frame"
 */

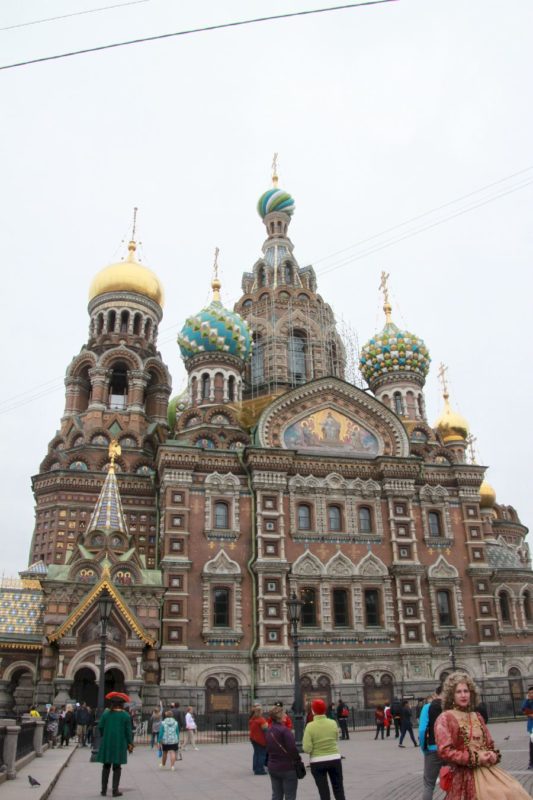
xmin=300 ymin=587 xmax=317 ymax=627
xmin=332 ymin=588 xmax=349 ymax=627
xmin=297 ymin=503 xmax=312 ymax=531
xmin=213 ymin=586 xmax=230 ymax=627
xmin=214 ymin=501 xmax=229 ymax=530
xmin=364 ymin=588 xmax=380 ymax=627
xmin=437 ymin=589 xmax=453 ymax=627
xmin=327 ymin=504 xmax=342 ymax=532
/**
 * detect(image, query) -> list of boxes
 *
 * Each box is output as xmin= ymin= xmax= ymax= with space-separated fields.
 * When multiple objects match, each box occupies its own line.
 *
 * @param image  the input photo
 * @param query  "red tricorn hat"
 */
xmin=105 ymin=691 xmax=130 ymax=703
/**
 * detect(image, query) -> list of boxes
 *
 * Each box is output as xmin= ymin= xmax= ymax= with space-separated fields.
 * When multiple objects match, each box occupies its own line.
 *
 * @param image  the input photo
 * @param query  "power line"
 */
xmin=0 ymin=0 xmax=398 ymax=71
xmin=0 ymin=0 xmax=149 ymax=32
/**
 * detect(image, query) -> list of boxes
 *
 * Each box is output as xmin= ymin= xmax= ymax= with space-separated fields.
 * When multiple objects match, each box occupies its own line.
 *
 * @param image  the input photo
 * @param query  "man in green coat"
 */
xmin=96 ymin=692 xmax=134 ymax=797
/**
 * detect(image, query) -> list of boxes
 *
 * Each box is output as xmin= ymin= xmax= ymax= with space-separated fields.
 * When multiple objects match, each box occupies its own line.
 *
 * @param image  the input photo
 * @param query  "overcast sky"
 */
xmin=1 ymin=0 xmax=532 ymax=577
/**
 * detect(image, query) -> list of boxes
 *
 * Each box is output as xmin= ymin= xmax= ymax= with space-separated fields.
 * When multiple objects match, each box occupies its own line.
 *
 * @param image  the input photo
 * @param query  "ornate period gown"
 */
xmin=434 ymin=709 xmax=532 ymax=800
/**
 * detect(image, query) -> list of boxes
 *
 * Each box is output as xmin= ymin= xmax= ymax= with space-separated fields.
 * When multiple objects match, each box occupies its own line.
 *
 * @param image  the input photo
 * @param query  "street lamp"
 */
xmin=445 ymin=629 xmax=461 ymax=671
xmin=90 ymin=587 xmax=114 ymax=761
xmin=287 ymin=592 xmax=304 ymax=751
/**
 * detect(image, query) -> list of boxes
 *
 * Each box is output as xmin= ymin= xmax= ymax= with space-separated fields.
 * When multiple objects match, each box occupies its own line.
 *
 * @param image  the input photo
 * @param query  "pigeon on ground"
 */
xmin=504 ymin=735 xmax=510 ymax=740
xmin=28 ymin=775 xmax=41 ymax=787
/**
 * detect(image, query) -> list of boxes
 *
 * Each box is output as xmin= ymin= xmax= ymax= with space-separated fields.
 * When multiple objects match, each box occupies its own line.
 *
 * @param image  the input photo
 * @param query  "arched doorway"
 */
xmin=508 ymin=667 xmax=523 ymax=711
xmin=300 ymin=674 xmax=332 ymax=711
xmin=105 ymin=668 xmax=125 ymax=695
xmin=205 ymin=676 xmax=239 ymax=713
xmin=363 ymin=673 xmax=393 ymax=708
xmin=72 ymin=668 xmax=98 ymax=707
xmin=8 ymin=669 xmax=34 ymax=716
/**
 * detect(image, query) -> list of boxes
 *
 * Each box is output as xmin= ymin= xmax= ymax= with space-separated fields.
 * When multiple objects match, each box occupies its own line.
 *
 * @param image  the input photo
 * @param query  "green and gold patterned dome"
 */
xmin=360 ymin=310 xmax=430 ymax=388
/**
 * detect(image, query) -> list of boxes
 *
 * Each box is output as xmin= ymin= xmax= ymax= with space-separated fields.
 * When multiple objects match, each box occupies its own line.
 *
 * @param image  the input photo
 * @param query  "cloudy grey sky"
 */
xmin=1 ymin=0 xmax=532 ymax=577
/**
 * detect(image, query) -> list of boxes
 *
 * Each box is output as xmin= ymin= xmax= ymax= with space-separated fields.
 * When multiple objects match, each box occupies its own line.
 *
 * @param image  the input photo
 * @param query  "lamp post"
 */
xmin=287 ymin=592 xmax=304 ymax=751
xmin=446 ymin=629 xmax=461 ymax=671
xmin=90 ymin=588 xmax=114 ymax=761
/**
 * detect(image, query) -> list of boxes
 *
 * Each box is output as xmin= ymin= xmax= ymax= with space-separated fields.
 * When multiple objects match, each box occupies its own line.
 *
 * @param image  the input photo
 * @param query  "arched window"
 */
xmin=120 ymin=310 xmax=129 ymax=333
xmin=144 ymin=319 xmax=152 ymax=339
xmin=428 ymin=511 xmax=442 ymax=537
xmin=228 ymin=375 xmax=236 ymax=402
xmin=364 ymin=589 xmax=380 ymax=626
xmin=251 ymin=336 xmax=264 ymax=385
xmin=288 ymin=331 xmax=307 ymax=383
xmin=499 ymin=591 xmax=511 ymax=623
xmin=201 ymin=373 xmax=210 ymax=400
xmin=107 ymin=310 xmax=116 ymax=333
xmin=358 ymin=506 xmax=372 ymax=533
xmin=133 ymin=313 xmax=142 ymax=335
xmin=393 ymin=392 xmax=404 ymax=416
xmin=108 ymin=362 xmax=128 ymax=410
xmin=437 ymin=589 xmax=453 ymax=626
xmin=524 ymin=590 xmax=532 ymax=622
xmin=332 ymin=589 xmax=349 ymax=627
xmin=417 ymin=394 xmax=425 ymax=418
xmin=259 ymin=266 xmax=267 ymax=287
xmin=301 ymin=588 xmax=317 ymax=626
xmin=213 ymin=588 xmax=230 ymax=627
xmin=283 ymin=263 xmax=292 ymax=284
xmin=328 ymin=505 xmax=342 ymax=532
xmin=214 ymin=502 xmax=229 ymax=529
xmin=297 ymin=504 xmax=311 ymax=530
xmin=97 ymin=313 xmax=104 ymax=335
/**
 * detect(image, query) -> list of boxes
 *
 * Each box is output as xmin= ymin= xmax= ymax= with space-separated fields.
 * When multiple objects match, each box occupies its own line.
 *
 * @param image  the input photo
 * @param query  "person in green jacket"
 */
xmin=302 ymin=699 xmax=346 ymax=800
xmin=96 ymin=692 xmax=134 ymax=797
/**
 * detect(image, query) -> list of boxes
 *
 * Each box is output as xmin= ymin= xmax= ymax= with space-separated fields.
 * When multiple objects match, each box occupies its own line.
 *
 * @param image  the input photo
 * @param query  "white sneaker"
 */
xmin=194 ymin=747 xmax=199 ymax=751
xmin=171 ymin=766 xmax=175 ymax=771
xmin=158 ymin=763 xmax=163 ymax=768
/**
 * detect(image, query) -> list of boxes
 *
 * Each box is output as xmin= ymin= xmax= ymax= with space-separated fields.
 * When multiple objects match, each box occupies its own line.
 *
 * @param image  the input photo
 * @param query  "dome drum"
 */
xmin=88 ymin=291 xmax=163 ymax=322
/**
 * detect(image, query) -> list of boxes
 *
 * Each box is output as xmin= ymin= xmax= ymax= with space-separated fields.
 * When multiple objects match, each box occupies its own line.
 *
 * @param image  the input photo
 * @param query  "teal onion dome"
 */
xmin=360 ymin=319 xmax=430 ymax=385
xmin=257 ymin=187 xmax=295 ymax=218
xmin=178 ymin=300 xmax=252 ymax=362
xmin=167 ymin=390 xmax=189 ymax=429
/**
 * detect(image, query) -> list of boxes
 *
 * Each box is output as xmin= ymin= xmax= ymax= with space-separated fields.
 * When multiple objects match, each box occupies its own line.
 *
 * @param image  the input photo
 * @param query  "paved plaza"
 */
xmin=1 ymin=719 xmax=532 ymax=800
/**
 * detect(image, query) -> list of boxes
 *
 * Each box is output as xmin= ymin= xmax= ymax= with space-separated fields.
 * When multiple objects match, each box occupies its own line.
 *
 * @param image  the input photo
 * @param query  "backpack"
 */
xmin=341 ymin=706 xmax=349 ymax=718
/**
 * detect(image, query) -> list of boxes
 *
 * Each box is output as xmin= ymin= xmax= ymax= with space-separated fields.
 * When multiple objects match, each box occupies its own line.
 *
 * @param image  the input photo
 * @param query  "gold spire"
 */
xmin=127 ymin=206 xmax=138 ymax=260
xmin=272 ymin=152 xmax=279 ymax=187
xmin=379 ymin=270 xmax=392 ymax=323
xmin=212 ymin=247 xmax=221 ymax=302
xmin=434 ymin=363 xmax=469 ymax=442
xmin=108 ymin=439 xmax=121 ymax=473
xmin=466 ymin=433 xmax=478 ymax=464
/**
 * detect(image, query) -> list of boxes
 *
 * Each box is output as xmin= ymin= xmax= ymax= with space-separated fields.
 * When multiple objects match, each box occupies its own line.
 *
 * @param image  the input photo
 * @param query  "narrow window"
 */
xmin=97 ymin=313 xmax=104 ymax=334
xmin=201 ymin=374 xmax=210 ymax=400
xmin=364 ymin=589 xmax=380 ymax=626
xmin=328 ymin=505 xmax=342 ymax=532
xmin=144 ymin=319 xmax=152 ymax=339
xmin=393 ymin=392 xmax=403 ymax=416
xmin=251 ymin=336 xmax=264 ymax=385
xmin=437 ymin=590 xmax=453 ymax=626
xmin=359 ymin=506 xmax=372 ymax=534
xmin=301 ymin=588 xmax=317 ymax=626
xmin=108 ymin=363 xmax=128 ymax=410
xmin=214 ymin=502 xmax=229 ymax=529
xmin=133 ymin=313 xmax=142 ymax=335
xmin=213 ymin=588 xmax=230 ymax=626
xmin=288 ymin=331 xmax=307 ymax=383
xmin=297 ymin=504 xmax=311 ymax=530
xmin=120 ymin=310 xmax=129 ymax=333
xmin=332 ymin=589 xmax=349 ymax=627
xmin=499 ymin=591 xmax=511 ymax=623
xmin=107 ymin=310 xmax=116 ymax=333
xmin=524 ymin=591 xmax=532 ymax=622
xmin=228 ymin=375 xmax=235 ymax=401
xmin=428 ymin=511 xmax=442 ymax=537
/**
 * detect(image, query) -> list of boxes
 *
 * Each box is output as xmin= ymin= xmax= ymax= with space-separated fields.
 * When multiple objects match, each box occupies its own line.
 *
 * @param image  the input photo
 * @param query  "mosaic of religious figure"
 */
xmin=283 ymin=409 xmax=379 ymax=456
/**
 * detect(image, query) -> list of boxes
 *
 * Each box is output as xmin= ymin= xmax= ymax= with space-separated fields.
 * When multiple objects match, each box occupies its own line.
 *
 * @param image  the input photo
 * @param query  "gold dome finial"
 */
xmin=108 ymin=439 xmax=121 ymax=473
xmin=437 ymin=362 xmax=450 ymax=400
xmin=480 ymin=478 xmax=496 ymax=509
xmin=435 ymin=363 xmax=469 ymax=442
xmin=127 ymin=207 xmax=138 ymax=260
xmin=272 ymin=152 xmax=279 ymax=187
xmin=211 ymin=247 xmax=221 ymax=302
xmin=379 ymin=270 xmax=393 ymax=323
xmin=466 ymin=433 xmax=478 ymax=464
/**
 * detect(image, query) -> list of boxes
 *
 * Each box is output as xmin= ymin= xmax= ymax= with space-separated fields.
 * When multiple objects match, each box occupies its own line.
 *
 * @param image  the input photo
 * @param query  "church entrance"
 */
xmin=205 ymin=677 xmax=239 ymax=713
xmin=71 ymin=667 xmax=125 ymax=708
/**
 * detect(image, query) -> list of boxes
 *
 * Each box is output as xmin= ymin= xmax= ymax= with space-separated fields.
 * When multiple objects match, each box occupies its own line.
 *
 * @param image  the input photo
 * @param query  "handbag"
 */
xmin=270 ymin=731 xmax=307 ymax=779
xmin=439 ymin=765 xmax=452 ymax=792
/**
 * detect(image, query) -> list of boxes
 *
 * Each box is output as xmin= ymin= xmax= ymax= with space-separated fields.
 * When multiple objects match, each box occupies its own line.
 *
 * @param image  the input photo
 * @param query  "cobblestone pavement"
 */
xmin=43 ymin=719 xmax=532 ymax=800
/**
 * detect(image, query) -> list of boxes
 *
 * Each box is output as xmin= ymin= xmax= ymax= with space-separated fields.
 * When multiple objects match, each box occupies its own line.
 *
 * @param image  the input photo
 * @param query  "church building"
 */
xmin=0 ymin=168 xmax=531 ymax=716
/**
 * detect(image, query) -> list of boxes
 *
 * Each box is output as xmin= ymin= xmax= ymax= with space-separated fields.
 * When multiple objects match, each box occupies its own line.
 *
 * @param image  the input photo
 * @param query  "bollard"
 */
xmin=34 ymin=719 xmax=45 ymax=757
xmin=4 ymin=725 xmax=21 ymax=780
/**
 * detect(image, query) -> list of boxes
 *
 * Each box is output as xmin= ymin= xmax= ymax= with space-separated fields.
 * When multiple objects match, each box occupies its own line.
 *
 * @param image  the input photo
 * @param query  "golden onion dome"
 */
xmin=434 ymin=393 xmax=469 ymax=443
xmin=479 ymin=479 xmax=496 ymax=509
xmin=89 ymin=241 xmax=164 ymax=307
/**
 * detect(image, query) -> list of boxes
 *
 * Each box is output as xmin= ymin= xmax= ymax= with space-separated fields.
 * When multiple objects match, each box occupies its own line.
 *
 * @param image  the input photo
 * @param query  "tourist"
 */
xmin=45 ymin=705 xmax=59 ymax=748
xmin=435 ymin=671 xmax=532 ymax=799
xmin=521 ymin=685 xmax=533 ymax=770
xmin=303 ymin=698 xmax=346 ymax=800
xmin=390 ymin=697 xmax=402 ymax=738
xmin=184 ymin=705 xmax=199 ymax=750
xmin=418 ymin=685 xmax=443 ymax=800
xmin=157 ymin=710 xmax=179 ymax=770
xmin=96 ymin=691 xmax=133 ymax=798
xmin=336 ymin=699 xmax=350 ymax=740
xmin=398 ymin=699 xmax=417 ymax=747
xmin=268 ymin=701 xmax=293 ymax=730
xmin=249 ymin=704 xmax=268 ymax=775
xmin=374 ymin=705 xmax=385 ymax=740
xmin=384 ymin=704 xmax=392 ymax=737
xmin=265 ymin=704 xmax=299 ymax=799
xmin=29 ymin=705 xmax=41 ymax=718
xmin=60 ymin=703 xmax=75 ymax=747
xmin=149 ymin=707 xmax=162 ymax=749
xmin=75 ymin=702 xmax=92 ymax=746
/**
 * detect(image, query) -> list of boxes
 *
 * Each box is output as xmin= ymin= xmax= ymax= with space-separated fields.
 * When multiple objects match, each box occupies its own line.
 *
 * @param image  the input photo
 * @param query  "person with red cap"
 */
xmin=302 ymin=699 xmax=346 ymax=800
xmin=96 ymin=692 xmax=134 ymax=797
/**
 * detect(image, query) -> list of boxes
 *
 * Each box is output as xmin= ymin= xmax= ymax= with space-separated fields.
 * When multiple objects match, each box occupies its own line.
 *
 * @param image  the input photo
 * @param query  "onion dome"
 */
xmin=359 ymin=298 xmax=430 ymax=386
xmin=479 ymin=479 xmax=496 ymax=509
xmin=434 ymin=393 xmax=469 ymax=443
xmin=257 ymin=187 xmax=295 ymax=218
xmin=89 ymin=240 xmax=164 ymax=307
xmin=178 ymin=275 xmax=252 ymax=362
xmin=167 ymin=390 xmax=189 ymax=429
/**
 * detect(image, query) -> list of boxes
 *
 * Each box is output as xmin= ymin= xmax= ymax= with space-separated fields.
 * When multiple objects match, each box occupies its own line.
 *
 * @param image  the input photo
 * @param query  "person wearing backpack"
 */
xmin=157 ymin=710 xmax=179 ymax=770
xmin=390 ymin=698 xmax=402 ymax=738
xmin=418 ymin=686 xmax=443 ymax=800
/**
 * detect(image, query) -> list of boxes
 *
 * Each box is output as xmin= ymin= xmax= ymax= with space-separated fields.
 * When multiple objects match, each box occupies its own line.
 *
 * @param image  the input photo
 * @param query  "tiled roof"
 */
xmin=486 ymin=542 xmax=523 ymax=569
xmin=86 ymin=468 xmax=128 ymax=534
xmin=0 ymin=580 xmax=44 ymax=640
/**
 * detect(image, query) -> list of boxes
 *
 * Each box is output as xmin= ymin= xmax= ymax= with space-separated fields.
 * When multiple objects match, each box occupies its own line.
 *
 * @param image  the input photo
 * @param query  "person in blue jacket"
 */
xmin=418 ymin=685 xmax=443 ymax=800
xmin=521 ymin=685 xmax=533 ymax=770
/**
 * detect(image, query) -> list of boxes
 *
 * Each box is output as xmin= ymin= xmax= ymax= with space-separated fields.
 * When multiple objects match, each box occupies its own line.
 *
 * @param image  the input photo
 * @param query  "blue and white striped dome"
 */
xmin=178 ymin=300 xmax=252 ymax=362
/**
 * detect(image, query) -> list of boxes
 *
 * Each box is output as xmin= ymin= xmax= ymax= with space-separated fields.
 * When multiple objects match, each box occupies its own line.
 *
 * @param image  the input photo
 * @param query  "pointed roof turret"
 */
xmin=86 ymin=441 xmax=128 ymax=536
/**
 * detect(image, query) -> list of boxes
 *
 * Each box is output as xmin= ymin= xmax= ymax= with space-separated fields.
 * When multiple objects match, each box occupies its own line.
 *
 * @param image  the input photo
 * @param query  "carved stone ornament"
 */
xmin=203 ymin=549 xmax=241 ymax=576
xmin=325 ymin=552 xmax=354 ymax=576
xmin=292 ymin=551 xmax=325 ymax=576
xmin=357 ymin=552 xmax=388 ymax=577
xmin=428 ymin=555 xmax=459 ymax=579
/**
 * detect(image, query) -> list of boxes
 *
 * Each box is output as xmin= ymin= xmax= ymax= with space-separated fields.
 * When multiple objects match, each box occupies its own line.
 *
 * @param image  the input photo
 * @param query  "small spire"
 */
xmin=127 ymin=206 xmax=138 ymax=261
xmin=466 ymin=433 xmax=478 ymax=464
xmin=108 ymin=439 xmax=121 ymax=473
xmin=272 ymin=152 xmax=279 ymax=187
xmin=437 ymin=362 xmax=450 ymax=401
xmin=211 ymin=247 xmax=221 ymax=301
xmin=379 ymin=270 xmax=392 ymax=323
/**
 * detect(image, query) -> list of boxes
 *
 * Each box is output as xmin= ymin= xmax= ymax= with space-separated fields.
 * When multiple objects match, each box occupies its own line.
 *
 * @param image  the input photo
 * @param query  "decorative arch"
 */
xmin=356 ymin=551 xmax=388 ymax=577
xmin=203 ymin=549 xmax=241 ymax=576
xmin=428 ymin=556 xmax=459 ymax=579
xmin=325 ymin=551 xmax=355 ymax=576
xmin=66 ymin=351 xmax=97 ymax=378
xmin=2 ymin=660 xmax=36 ymax=681
xmin=292 ymin=551 xmax=325 ymax=577
xmin=65 ymin=644 xmax=134 ymax=681
xmin=99 ymin=346 xmax=143 ymax=371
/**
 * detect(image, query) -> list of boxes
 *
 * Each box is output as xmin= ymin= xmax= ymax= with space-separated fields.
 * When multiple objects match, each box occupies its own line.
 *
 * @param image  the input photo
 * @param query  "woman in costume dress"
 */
xmin=434 ymin=671 xmax=532 ymax=800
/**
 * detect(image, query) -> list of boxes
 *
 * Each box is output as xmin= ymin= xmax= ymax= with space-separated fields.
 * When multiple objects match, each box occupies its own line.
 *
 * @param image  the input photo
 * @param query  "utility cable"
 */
xmin=0 ymin=1 xmax=149 ymax=32
xmin=0 ymin=0 xmax=398 ymax=71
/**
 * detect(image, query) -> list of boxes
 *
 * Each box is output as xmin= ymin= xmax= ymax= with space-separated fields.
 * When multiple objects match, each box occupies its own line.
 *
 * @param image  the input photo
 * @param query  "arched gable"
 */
xmin=292 ymin=551 xmax=325 ymax=576
xmin=256 ymin=377 xmax=409 ymax=458
xmin=203 ymin=549 xmax=241 ymax=576
xmin=325 ymin=551 xmax=355 ymax=576
xmin=356 ymin=552 xmax=388 ymax=577
xmin=428 ymin=556 xmax=459 ymax=580
xmin=99 ymin=346 xmax=143 ymax=371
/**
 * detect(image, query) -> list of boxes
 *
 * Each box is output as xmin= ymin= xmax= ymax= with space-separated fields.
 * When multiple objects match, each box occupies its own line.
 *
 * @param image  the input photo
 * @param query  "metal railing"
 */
xmin=15 ymin=722 xmax=35 ymax=760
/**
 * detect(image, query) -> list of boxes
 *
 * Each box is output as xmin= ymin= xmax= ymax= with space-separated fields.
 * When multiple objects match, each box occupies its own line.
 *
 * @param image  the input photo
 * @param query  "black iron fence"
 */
xmin=0 ymin=726 xmax=6 ymax=771
xmin=15 ymin=722 xmax=35 ymax=760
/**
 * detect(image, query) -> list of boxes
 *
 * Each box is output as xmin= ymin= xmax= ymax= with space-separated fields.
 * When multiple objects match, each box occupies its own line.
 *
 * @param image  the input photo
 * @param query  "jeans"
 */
xmin=338 ymin=719 xmax=349 ymax=740
xmin=422 ymin=750 xmax=442 ymax=800
xmin=374 ymin=723 xmax=384 ymax=739
xmin=393 ymin=717 xmax=400 ymax=737
xmin=310 ymin=759 xmax=346 ymax=800
xmin=268 ymin=768 xmax=298 ymax=800
xmin=251 ymin=740 xmax=267 ymax=774
xmin=399 ymin=724 xmax=417 ymax=746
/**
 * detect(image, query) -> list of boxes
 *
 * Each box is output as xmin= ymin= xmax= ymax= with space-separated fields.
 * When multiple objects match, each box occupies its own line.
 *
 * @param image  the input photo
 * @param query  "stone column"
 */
xmin=53 ymin=679 xmax=74 ymax=706
xmin=128 ymin=370 xmax=148 ymax=412
xmin=88 ymin=367 xmax=110 ymax=409
xmin=3 ymin=725 xmax=20 ymax=779
xmin=33 ymin=719 xmax=45 ymax=757
xmin=124 ymin=681 xmax=143 ymax=708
